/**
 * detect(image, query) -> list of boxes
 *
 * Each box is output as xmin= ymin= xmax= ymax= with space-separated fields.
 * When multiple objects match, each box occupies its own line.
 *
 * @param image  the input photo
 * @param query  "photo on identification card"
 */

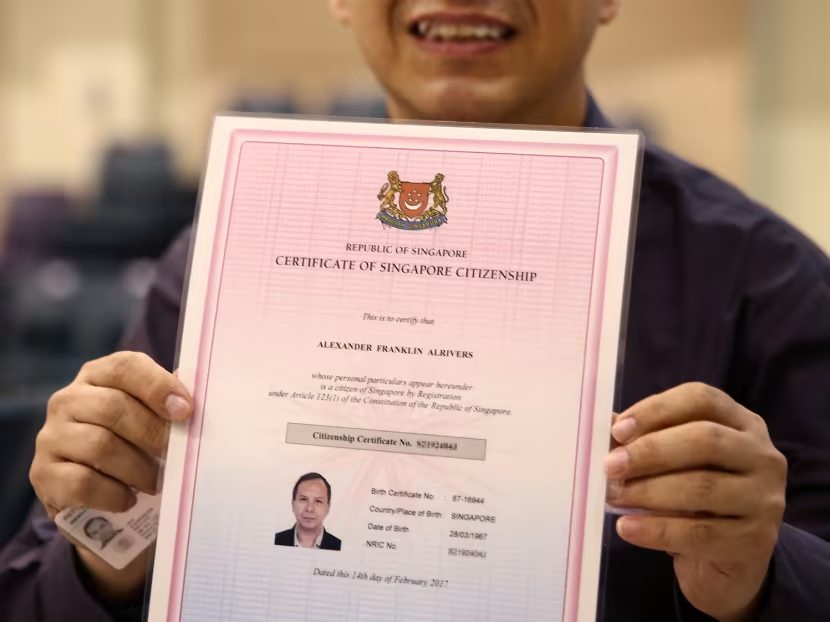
xmin=55 ymin=493 xmax=160 ymax=570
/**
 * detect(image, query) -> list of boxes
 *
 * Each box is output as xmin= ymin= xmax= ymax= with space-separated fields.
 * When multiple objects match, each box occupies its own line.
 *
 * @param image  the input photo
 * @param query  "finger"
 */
xmin=607 ymin=471 xmax=759 ymax=517
xmin=55 ymin=384 xmax=169 ymax=457
xmin=34 ymin=462 xmax=137 ymax=514
xmin=78 ymin=352 xmax=192 ymax=422
xmin=610 ymin=413 xmax=621 ymax=450
xmin=604 ymin=421 xmax=759 ymax=480
xmin=615 ymin=514 xmax=772 ymax=563
xmin=612 ymin=383 xmax=752 ymax=445
xmin=40 ymin=421 xmax=159 ymax=495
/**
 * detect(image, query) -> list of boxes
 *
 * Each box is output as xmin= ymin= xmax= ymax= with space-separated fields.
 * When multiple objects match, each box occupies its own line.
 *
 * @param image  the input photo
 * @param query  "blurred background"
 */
xmin=0 ymin=0 xmax=828 ymax=545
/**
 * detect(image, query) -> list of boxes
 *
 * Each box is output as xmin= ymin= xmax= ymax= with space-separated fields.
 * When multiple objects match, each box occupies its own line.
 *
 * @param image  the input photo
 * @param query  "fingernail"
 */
xmin=612 ymin=417 xmax=637 ymax=444
xmin=604 ymin=447 xmax=629 ymax=478
xmin=606 ymin=480 xmax=623 ymax=502
xmin=165 ymin=394 xmax=191 ymax=421
xmin=617 ymin=517 xmax=642 ymax=540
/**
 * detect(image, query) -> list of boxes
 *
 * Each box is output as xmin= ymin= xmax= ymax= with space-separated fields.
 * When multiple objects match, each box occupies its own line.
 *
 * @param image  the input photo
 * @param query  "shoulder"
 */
xmin=137 ymin=224 xmax=193 ymax=317
xmin=639 ymin=143 xmax=830 ymax=288
xmin=119 ymin=226 xmax=193 ymax=369
xmin=322 ymin=530 xmax=342 ymax=550
xmin=641 ymin=143 xmax=768 ymax=234
xmin=157 ymin=225 xmax=193 ymax=295
xmin=274 ymin=528 xmax=294 ymax=545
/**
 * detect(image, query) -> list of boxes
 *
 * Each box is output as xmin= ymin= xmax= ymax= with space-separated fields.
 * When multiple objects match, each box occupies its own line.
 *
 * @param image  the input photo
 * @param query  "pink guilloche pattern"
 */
xmin=166 ymin=131 xmax=618 ymax=622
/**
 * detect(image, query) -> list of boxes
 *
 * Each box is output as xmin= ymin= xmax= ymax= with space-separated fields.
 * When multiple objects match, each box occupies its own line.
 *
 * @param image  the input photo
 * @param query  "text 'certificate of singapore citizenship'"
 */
xmin=147 ymin=116 xmax=641 ymax=622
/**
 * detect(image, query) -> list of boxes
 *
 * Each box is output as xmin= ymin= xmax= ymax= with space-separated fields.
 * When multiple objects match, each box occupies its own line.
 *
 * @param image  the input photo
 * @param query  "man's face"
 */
xmin=292 ymin=479 xmax=330 ymax=532
xmin=330 ymin=0 xmax=618 ymax=124
xmin=87 ymin=518 xmax=114 ymax=542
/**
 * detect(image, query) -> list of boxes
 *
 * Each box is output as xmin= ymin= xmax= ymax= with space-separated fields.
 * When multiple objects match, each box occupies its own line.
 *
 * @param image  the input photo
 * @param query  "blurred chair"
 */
xmin=53 ymin=139 xmax=195 ymax=261
xmin=0 ymin=192 xmax=72 ymax=352
xmin=68 ymin=260 xmax=150 ymax=359
xmin=0 ymin=260 xmax=143 ymax=549
xmin=3 ymin=259 xmax=86 ymax=388
xmin=98 ymin=141 xmax=176 ymax=212
xmin=1 ymin=191 xmax=71 ymax=268
xmin=53 ymin=209 xmax=191 ymax=261
xmin=0 ymin=395 xmax=44 ymax=548
xmin=328 ymin=98 xmax=387 ymax=119
xmin=5 ymin=258 xmax=148 ymax=367
xmin=0 ymin=146 xmax=191 ymax=546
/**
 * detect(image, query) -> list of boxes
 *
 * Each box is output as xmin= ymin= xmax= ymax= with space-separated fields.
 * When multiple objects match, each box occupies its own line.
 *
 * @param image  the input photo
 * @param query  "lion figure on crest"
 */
xmin=378 ymin=171 xmax=405 ymax=220
xmin=414 ymin=174 xmax=449 ymax=222
xmin=424 ymin=173 xmax=449 ymax=220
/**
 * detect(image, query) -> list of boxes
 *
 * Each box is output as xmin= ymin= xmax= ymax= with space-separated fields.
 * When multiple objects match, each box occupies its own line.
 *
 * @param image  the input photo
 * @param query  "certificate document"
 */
xmin=147 ymin=116 xmax=641 ymax=622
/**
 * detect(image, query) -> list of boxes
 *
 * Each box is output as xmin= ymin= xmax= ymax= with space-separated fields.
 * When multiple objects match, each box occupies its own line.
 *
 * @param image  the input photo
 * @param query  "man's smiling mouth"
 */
xmin=406 ymin=10 xmax=518 ymax=58
xmin=409 ymin=19 xmax=516 ymax=43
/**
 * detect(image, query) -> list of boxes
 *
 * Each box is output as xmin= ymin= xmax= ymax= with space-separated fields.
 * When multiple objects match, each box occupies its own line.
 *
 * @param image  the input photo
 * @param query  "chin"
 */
xmin=394 ymin=80 xmax=523 ymax=125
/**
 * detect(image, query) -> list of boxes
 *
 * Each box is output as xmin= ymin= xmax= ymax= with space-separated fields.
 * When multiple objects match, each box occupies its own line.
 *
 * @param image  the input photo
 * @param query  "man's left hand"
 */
xmin=605 ymin=383 xmax=787 ymax=622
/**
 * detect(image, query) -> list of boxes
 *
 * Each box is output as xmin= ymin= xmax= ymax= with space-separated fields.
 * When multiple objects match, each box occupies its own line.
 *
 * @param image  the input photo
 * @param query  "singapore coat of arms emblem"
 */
xmin=376 ymin=171 xmax=448 ymax=231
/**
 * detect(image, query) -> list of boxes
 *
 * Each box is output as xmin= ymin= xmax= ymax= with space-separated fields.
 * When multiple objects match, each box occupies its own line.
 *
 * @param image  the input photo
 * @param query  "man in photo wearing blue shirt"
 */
xmin=2 ymin=1 xmax=830 ymax=620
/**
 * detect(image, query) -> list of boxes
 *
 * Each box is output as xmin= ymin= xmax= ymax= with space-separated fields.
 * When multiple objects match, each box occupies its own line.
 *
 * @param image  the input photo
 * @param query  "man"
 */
xmin=2 ymin=0 xmax=830 ymax=620
xmin=82 ymin=518 xmax=123 ymax=551
xmin=274 ymin=473 xmax=342 ymax=551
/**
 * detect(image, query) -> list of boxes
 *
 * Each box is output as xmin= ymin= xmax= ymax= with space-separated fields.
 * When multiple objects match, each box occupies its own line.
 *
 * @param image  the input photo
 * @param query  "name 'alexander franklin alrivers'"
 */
xmin=318 ymin=342 xmax=473 ymax=359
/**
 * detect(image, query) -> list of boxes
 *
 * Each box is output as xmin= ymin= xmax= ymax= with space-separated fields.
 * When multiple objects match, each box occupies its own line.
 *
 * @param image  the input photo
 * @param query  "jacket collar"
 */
xmin=583 ymin=93 xmax=614 ymax=129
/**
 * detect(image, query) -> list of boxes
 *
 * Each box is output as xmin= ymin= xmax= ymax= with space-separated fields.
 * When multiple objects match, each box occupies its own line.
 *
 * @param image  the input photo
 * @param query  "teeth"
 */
xmin=416 ymin=20 xmax=508 ymax=42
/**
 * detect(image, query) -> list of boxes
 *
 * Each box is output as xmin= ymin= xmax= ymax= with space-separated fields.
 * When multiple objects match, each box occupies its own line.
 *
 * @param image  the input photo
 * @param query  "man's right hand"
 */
xmin=30 ymin=352 xmax=193 ymax=601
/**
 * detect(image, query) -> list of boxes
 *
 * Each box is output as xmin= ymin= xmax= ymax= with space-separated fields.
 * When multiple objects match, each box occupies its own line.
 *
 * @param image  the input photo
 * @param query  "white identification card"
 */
xmin=55 ymin=493 xmax=160 ymax=570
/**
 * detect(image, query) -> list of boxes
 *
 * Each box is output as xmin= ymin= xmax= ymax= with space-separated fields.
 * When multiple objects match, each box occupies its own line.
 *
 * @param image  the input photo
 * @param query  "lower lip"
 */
xmin=413 ymin=36 xmax=511 ymax=57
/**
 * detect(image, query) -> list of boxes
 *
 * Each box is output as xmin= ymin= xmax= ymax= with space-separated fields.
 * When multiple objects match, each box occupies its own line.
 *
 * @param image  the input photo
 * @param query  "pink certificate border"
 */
xmin=165 ymin=129 xmax=620 ymax=622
